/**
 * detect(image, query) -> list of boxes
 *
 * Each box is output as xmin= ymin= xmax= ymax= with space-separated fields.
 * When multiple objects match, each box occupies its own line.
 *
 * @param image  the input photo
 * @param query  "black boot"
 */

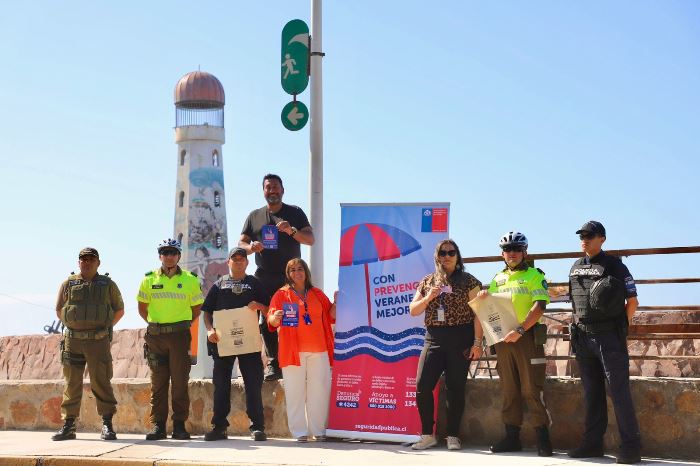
xmin=171 ymin=420 xmax=191 ymax=440
xmin=490 ymin=424 xmax=522 ymax=453
xmin=100 ymin=414 xmax=117 ymax=440
xmin=535 ymin=425 xmax=553 ymax=457
xmin=52 ymin=418 xmax=76 ymax=441
xmin=145 ymin=422 xmax=167 ymax=440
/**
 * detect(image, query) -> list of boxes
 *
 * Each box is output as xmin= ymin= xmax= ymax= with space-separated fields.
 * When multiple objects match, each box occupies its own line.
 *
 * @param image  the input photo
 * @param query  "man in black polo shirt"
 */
xmin=239 ymin=173 xmax=314 ymax=380
xmin=568 ymin=221 xmax=641 ymax=464
xmin=202 ymin=247 xmax=270 ymax=441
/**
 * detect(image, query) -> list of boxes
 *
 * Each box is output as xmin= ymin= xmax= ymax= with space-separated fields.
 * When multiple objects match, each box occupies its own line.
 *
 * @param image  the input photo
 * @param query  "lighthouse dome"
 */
xmin=174 ymin=71 xmax=225 ymax=109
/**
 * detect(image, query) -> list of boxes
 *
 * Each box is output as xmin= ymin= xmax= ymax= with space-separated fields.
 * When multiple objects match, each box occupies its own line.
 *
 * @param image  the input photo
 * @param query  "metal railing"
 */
xmin=468 ymin=246 xmax=700 ymax=377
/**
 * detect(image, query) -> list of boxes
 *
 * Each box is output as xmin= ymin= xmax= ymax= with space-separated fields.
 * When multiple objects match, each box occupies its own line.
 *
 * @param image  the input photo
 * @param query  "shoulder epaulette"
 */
xmin=536 ymin=268 xmax=545 ymax=275
xmin=105 ymin=272 xmax=110 ymax=276
xmin=70 ymin=271 xmax=75 ymax=275
xmin=145 ymin=271 xmax=153 ymax=276
xmin=190 ymin=271 xmax=198 ymax=278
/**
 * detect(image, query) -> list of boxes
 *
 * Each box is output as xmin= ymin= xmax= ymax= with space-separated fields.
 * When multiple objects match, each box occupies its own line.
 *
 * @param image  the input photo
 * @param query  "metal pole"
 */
xmin=309 ymin=0 xmax=324 ymax=288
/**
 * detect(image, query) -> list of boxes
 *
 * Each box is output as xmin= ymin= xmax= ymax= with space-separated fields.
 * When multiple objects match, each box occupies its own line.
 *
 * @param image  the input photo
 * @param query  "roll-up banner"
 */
xmin=327 ymin=203 xmax=449 ymax=442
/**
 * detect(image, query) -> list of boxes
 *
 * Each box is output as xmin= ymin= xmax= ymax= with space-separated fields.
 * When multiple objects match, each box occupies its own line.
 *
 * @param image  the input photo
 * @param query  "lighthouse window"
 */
xmin=179 ymin=191 xmax=185 ymax=207
xmin=180 ymin=150 xmax=186 ymax=166
xmin=215 ymin=233 xmax=223 ymax=249
xmin=214 ymin=191 xmax=221 ymax=207
xmin=212 ymin=150 xmax=219 ymax=167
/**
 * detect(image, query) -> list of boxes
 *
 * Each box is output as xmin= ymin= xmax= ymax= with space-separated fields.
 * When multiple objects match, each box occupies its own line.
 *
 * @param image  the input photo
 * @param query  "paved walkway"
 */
xmin=0 ymin=431 xmax=698 ymax=466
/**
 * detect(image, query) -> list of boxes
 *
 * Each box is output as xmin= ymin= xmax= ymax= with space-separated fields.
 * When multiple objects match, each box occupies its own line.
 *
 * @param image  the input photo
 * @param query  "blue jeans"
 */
xmin=575 ymin=329 xmax=641 ymax=452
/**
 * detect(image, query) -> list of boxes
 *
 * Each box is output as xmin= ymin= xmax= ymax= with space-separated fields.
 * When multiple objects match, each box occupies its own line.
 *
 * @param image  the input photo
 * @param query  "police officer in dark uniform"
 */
xmin=202 ymin=247 xmax=270 ymax=441
xmin=52 ymin=247 xmax=124 ymax=441
xmin=568 ymin=221 xmax=641 ymax=464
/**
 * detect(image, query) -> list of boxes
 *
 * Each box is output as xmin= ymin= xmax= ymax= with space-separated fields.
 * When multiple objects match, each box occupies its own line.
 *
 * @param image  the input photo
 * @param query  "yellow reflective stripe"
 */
xmin=192 ymin=293 xmax=204 ymax=302
xmin=138 ymin=290 xmax=149 ymax=300
xmin=151 ymin=292 xmax=187 ymax=300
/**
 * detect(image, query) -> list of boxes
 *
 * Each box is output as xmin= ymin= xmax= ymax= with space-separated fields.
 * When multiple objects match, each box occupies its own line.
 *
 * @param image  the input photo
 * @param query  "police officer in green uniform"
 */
xmin=478 ymin=231 xmax=552 ymax=456
xmin=52 ymin=247 xmax=124 ymax=441
xmin=137 ymin=239 xmax=203 ymax=440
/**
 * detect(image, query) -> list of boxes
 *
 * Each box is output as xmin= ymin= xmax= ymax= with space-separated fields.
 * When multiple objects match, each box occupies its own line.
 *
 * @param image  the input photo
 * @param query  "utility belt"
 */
xmin=147 ymin=320 xmax=191 ymax=335
xmin=572 ymin=319 xmax=618 ymax=334
xmin=63 ymin=327 xmax=110 ymax=340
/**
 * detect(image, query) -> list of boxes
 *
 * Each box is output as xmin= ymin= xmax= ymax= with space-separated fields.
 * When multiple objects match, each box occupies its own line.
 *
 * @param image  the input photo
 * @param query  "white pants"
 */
xmin=281 ymin=351 xmax=331 ymax=438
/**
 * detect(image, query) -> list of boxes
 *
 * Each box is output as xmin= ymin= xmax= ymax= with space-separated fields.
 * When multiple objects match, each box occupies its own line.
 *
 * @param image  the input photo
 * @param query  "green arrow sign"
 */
xmin=281 ymin=101 xmax=309 ymax=131
xmin=281 ymin=19 xmax=309 ymax=95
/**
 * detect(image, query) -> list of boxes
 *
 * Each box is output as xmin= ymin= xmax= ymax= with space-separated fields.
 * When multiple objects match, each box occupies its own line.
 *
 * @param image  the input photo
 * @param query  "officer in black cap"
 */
xmin=568 ymin=221 xmax=641 ymax=464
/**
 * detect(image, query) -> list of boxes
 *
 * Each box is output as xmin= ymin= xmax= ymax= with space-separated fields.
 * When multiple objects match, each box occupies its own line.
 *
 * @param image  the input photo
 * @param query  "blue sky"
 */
xmin=1 ymin=1 xmax=698 ymax=336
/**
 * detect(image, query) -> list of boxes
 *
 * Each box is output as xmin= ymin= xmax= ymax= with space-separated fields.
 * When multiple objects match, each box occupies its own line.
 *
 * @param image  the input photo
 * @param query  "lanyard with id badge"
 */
xmin=283 ymin=289 xmax=313 ymax=327
xmin=436 ymin=284 xmax=452 ymax=323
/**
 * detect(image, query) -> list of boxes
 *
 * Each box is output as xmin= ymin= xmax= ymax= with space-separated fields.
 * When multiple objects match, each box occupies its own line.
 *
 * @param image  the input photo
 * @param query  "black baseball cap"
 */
xmin=576 ymin=221 xmax=606 ymax=237
xmin=78 ymin=247 xmax=99 ymax=259
xmin=228 ymin=247 xmax=247 ymax=258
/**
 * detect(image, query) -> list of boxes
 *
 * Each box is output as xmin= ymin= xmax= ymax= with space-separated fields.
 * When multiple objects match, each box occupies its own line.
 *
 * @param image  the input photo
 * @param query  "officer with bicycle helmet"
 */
xmin=567 ymin=221 xmax=641 ymax=464
xmin=137 ymin=239 xmax=204 ymax=440
xmin=477 ymin=231 xmax=552 ymax=456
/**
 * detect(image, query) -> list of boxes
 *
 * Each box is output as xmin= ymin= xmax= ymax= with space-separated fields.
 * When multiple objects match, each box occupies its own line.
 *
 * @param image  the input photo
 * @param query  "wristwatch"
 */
xmin=515 ymin=325 xmax=525 ymax=336
xmin=290 ymin=227 xmax=298 ymax=237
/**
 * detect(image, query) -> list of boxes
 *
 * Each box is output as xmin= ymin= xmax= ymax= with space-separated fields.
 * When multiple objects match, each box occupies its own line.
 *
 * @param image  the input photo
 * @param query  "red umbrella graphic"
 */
xmin=339 ymin=223 xmax=422 ymax=326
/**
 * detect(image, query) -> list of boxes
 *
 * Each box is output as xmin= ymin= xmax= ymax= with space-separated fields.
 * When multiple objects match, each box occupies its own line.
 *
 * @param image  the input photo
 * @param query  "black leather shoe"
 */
xmin=616 ymin=452 xmax=641 ymax=464
xmin=490 ymin=424 xmax=522 ymax=453
xmin=204 ymin=426 xmax=228 ymax=441
xmin=251 ymin=429 xmax=267 ymax=441
xmin=568 ymin=444 xmax=605 ymax=458
xmin=100 ymin=418 xmax=117 ymax=440
xmin=52 ymin=418 xmax=76 ymax=441
xmin=171 ymin=420 xmax=191 ymax=440
xmin=145 ymin=422 xmax=167 ymax=440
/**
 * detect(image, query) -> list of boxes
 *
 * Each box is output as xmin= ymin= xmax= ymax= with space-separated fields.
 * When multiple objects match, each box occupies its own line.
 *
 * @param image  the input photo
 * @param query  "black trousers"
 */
xmin=575 ymin=329 xmax=641 ymax=453
xmin=211 ymin=350 xmax=265 ymax=431
xmin=255 ymin=270 xmax=286 ymax=367
xmin=416 ymin=324 xmax=474 ymax=436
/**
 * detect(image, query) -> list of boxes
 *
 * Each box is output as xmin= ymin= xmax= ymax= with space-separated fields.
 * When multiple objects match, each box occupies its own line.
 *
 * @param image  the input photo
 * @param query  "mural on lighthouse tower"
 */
xmin=173 ymin=71 xmax=228 ymax=376
xmin=173 ymin=71 xmax=229 ymax=294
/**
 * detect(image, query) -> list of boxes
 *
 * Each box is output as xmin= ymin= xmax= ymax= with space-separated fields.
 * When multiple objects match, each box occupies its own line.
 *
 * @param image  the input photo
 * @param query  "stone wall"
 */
xmin=0 ymin=378 xmax=698 ymax=460
xmin=2 ymin=312 xmax=698 ymax=381
xmin=0 ymin=330 xmax=149 ymax=380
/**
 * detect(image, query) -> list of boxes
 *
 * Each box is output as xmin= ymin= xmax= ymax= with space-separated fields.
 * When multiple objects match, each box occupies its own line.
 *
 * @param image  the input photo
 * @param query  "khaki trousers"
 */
xmin=144 ymin=330 xmax=191 ymax=424
xmin=61 ymin=335 xmax=117 ymax=419
xmin=495 ymin=329 xmax=550 ymax=427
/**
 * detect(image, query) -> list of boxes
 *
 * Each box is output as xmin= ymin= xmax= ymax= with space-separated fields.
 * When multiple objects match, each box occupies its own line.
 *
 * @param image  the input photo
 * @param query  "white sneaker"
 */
xmin=446 ymin=436 xmax=461 ymax=450
xmin=411 ymin=434 xmax=437 ymax=450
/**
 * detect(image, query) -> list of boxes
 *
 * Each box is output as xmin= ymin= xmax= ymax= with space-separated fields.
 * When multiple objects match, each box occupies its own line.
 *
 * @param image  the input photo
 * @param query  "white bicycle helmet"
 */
xmin=157 ymin=238 xmax=182 ymax=254
xmin=499 ymin=231 xmax=528 ymax=249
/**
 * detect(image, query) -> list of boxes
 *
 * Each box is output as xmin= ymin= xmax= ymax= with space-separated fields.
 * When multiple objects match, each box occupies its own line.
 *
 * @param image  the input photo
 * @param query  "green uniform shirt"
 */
xmin=137 ymin=267 xmax=204 ymax=323
xmin=488 ymin=266 xmax=550 ymax=322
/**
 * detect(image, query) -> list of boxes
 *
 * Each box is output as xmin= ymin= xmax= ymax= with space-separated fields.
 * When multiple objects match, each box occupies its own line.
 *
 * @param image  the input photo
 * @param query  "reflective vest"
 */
xmin=61 ymin=274 xmax=114 ymax=330
xmin=137 ymin=268 xmax=204 ymax=323
xmin=569 ymin=261 xmax=625 ymax=322
xmin=488 ymin=267 xmax=550 ymax=322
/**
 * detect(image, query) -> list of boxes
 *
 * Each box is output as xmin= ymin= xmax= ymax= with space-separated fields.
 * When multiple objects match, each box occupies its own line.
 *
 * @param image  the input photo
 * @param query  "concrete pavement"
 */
xmin=0 ymin=431 xmax=698 ymax=466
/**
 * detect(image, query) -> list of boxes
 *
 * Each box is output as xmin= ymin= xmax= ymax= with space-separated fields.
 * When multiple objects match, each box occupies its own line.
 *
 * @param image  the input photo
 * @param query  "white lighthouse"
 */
xmin=173 ymin=71 xmax=228 ymax=378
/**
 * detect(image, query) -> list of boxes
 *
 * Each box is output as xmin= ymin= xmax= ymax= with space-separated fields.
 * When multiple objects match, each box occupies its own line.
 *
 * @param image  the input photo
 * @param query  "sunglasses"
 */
xmin=438 ymin=250 xmax=457 ymax=257
xmin=502 ymin=246 xmax=524 ymax=253
xmin=160 ymin=250 xmax=180 ymax=256
xmin=579 ymin=233 xmax=597 ymax=240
